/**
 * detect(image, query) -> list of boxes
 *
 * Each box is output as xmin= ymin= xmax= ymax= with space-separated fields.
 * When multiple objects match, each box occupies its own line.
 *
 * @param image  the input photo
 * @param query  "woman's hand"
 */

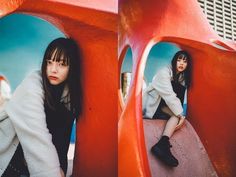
xmin=60 ymin=168 xmax=65 ymax=177
xmin=175 ymin=115 xmax=185 ymax=130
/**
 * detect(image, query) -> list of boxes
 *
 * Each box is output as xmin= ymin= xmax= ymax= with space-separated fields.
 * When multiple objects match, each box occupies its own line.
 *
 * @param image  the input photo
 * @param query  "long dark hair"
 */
xmin=171 ymin=50 xmax=192 ymax=88
xmin=41 ymin=37 xmax=82 ymax=118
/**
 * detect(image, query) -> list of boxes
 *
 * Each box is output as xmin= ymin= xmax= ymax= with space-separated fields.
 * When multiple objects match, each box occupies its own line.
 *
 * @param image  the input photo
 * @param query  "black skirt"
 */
xmin=152 ymin=81 xmax=186 ymax=120
xmin=2 ymin=144 xmax=29 ymax=177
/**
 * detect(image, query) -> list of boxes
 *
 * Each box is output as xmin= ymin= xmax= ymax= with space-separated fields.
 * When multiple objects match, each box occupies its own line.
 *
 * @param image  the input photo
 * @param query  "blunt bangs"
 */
xmin=45 ymin=47 xmax=69 ymax=65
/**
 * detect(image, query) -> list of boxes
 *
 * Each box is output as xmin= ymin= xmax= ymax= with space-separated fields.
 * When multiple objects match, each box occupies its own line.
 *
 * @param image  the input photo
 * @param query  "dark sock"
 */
xmin=157 ymin=135 xmax=170 ymax=146
xmin=160 ymin=135 xmax=169 ymax=142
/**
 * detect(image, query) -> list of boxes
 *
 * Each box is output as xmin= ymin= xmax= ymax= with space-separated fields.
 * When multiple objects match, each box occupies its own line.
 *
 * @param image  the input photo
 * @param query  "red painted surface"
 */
xmin=0 ymin=1 xmax=117 ymax=177
xmin=118 ymin=0 xmax=236 ymax=177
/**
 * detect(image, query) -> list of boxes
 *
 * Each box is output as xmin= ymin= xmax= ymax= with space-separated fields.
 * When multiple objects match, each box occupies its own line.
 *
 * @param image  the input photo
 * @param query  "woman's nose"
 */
xmin=51 ymin=63 xmax=58 ymax=73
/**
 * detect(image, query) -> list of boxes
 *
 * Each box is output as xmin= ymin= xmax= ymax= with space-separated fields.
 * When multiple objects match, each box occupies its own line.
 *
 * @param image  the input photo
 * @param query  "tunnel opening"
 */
xmin=119 ymin=46 xmax=133 ymax=106
xmin=143 ymin=42 xmax=188 ymax=116
xmin=141 ymin=40 xmax=217 ymax=177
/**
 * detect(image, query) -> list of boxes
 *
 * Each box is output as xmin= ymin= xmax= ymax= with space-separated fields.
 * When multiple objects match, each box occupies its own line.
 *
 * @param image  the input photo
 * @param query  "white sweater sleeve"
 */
xmin=151 ymin=68 xmax=183 ymax=116
xmin=5 ymin=72 xmax=61 ymax=177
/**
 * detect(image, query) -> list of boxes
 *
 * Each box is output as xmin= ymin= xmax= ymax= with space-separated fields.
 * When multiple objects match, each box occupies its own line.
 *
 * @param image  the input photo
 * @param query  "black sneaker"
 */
xmin=151 ymin=139 xmax=179 ymax=167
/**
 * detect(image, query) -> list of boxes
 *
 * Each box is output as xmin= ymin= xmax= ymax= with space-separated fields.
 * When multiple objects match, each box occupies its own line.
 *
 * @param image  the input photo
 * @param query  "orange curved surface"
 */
xmin=0 ymin=0 xmax=117 ymax=177
xmin=118 ymin=0 xmax=236 ymax=177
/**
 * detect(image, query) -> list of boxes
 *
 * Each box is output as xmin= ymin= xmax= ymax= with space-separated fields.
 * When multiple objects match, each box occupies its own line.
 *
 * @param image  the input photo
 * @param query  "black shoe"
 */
xmin=151 ymin=136 xmax=179 ymax=167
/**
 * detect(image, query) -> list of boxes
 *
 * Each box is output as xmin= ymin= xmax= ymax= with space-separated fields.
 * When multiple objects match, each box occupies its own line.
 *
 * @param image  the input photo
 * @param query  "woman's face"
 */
xmin=176 ymin=55 xmax=188 ymax=73
xmin=46 ymin=50 xmax=69 ymax=85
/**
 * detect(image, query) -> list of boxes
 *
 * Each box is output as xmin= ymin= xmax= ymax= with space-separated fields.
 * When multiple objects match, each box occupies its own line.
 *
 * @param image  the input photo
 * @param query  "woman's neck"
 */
xmin=176 ymin=70 xmax=181 ymax=75
xmin=49 ymin=82 xmax=65 ymax=102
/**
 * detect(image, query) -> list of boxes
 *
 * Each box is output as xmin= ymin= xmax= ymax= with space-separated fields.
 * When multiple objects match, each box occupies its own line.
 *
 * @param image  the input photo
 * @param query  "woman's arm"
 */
xmin=5 ymin=72 xmax=61 ymax=177
xmin=151 ymin=68 xmax=184 ymax=116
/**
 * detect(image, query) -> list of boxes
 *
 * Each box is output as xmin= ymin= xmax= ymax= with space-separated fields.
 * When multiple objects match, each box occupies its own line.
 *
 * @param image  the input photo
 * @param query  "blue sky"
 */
xmin=121 ymin=42 xmax=180 ymax=83
xmin=0 ymin=14 xmax=64 ymax=90
xmin=0 ymin=14 xmax=77 ymax=142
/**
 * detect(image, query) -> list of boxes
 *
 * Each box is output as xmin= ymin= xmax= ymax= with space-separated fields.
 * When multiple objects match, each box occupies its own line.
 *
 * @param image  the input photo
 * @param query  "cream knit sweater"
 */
xmin=0 ymin=71 xmax=61 ymax=177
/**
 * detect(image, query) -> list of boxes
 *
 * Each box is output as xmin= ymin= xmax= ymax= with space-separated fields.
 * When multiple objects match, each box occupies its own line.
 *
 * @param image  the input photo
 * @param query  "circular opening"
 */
xmin=143 ymin=42 xmax=188 ymax=117
xmin=120 ymin=47 xmax=133 ymax=103
xmin=0 ymin=14 xmax=65 ymax=89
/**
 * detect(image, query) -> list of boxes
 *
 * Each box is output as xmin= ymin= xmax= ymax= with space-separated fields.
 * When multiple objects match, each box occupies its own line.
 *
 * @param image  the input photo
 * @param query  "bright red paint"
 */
xmin=119 ymin=0 xmax=236 ymax=177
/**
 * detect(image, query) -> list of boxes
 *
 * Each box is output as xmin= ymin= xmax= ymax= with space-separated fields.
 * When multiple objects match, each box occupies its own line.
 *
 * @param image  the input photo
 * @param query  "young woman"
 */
xmin=0 ymin=37 xmax=82 ymax=177
xmin=142 ymin=50 xmax=191 ymax=167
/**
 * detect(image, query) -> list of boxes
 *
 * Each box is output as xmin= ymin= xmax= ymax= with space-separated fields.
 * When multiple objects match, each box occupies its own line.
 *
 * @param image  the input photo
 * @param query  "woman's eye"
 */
xmin=47 ymin=60 xmax=52 ymax=65
xmin=59 ymin=62 xmax=67 ymax=67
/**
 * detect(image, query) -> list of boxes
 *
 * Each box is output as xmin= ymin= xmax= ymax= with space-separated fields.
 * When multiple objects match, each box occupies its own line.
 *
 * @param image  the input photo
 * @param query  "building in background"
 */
xmin=198 ymin=0 xmax=236 ymax=41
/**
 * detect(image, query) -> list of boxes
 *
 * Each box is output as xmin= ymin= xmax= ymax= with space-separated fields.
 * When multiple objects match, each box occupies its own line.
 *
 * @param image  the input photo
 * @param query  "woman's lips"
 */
xmin=48 ymin=76 xmax=58 ymax=80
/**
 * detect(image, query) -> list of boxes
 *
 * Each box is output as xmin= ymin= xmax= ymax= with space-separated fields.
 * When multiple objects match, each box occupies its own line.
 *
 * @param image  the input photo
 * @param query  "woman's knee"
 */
xmin=161 ymin=106 xmax=174 ymax=116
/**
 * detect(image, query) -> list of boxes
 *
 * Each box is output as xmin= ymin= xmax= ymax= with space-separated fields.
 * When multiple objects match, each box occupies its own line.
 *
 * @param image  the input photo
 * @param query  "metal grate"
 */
xmin=198 ymin=0 xmax=236 ymax=41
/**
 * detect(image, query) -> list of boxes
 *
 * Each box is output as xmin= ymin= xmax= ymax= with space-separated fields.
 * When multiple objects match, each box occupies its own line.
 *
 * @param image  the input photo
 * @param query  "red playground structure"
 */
xmin=0 ymin=0 xmax=117 ymax=177
xmin=118 ymin=0 xmax=236 ymax=177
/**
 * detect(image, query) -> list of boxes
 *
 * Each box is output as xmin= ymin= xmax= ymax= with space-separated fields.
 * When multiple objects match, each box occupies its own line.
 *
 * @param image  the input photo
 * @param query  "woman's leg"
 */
xmin=162 ymin=116 xmax=179 ymax=137
xmin=161 ymin=106 xmax=185 ymax=137
xmin=161 ymin=106 xmax=183 ymax=137
xmin=151 ymin=106 xmax=180 ymax=167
